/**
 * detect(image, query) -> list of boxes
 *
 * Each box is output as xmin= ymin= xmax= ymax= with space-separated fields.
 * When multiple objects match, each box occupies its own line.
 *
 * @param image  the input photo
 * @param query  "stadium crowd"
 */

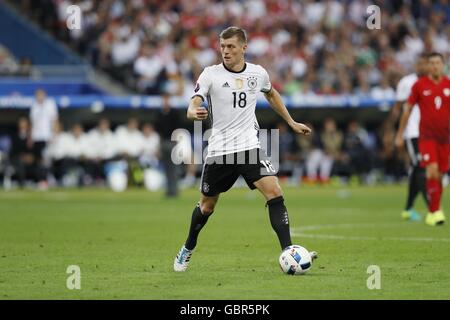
xmin=14 ymin=0 xmax=449 ymax=97
xmin=2 ymin=0 xmax=449 ymax=190
xmin=0 ymin=44 xmax=33 ymax=77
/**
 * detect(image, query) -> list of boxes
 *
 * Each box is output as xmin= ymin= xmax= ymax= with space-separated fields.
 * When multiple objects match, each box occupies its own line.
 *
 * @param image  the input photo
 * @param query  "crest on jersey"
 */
xmin=235 ymin=78 xmax=244 ymax=89
xmin=247 ymin=76 xmax=258 ymax=89
xmin=444 ymin=88 xmax=450 ymax=97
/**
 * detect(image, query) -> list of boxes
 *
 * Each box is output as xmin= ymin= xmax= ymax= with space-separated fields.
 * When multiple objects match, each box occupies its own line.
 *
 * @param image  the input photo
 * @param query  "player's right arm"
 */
xmin=391 ymin=77 xmax=407 ymax=123
xmin=187 ymin=68 xmax=211 ymax=121
xmin=389 ymin=101 xmax=403 ymax=124
xmin=187 ymin=96 xmax=208 ymax=120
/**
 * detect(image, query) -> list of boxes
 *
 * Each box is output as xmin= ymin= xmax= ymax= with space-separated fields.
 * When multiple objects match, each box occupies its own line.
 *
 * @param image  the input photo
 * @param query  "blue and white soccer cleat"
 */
xmin=174 ymin=245 xmax=194 ymax=272
xmin=401 ymin=209 xmax=422 ymax=221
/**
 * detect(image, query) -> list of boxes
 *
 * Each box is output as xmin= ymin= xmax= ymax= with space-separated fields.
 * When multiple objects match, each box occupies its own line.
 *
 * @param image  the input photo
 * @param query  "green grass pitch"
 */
xmin=1 ymin=185 xmax=449 ymax=299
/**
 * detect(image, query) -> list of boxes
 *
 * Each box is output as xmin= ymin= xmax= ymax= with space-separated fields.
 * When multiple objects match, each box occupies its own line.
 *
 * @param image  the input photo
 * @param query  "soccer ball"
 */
xmin=279 ymin=245 xmax=312 ymax=275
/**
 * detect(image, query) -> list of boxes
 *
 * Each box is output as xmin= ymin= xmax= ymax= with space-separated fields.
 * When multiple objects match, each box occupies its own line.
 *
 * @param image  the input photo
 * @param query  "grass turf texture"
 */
xmin=0 ymin=185 xmax=449 ymax=299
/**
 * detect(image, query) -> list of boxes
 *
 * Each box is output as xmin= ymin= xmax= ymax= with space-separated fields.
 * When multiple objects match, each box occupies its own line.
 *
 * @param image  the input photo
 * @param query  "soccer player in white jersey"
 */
xmin=174 ymin=27 xmax=316 ymax=272
xmin=392 ymin=54 xmax=429 ymax=221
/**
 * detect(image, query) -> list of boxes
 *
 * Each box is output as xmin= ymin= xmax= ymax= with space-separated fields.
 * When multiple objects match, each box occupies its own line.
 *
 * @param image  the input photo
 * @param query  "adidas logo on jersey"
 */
xmin=222 ymin=82 xmax=230 ymax=88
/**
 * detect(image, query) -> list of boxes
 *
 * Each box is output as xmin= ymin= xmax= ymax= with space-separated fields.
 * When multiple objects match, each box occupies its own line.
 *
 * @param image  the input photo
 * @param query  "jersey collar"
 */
xmin=427 ymin=75 xmax=444 ymax=85
xmin=222 ymin=62 xmax=247 ymax=73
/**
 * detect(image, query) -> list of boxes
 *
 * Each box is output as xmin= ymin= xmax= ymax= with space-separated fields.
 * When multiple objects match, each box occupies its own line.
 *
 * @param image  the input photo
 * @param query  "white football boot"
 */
xmin=173 ymin=245 xmax=194 ymax=272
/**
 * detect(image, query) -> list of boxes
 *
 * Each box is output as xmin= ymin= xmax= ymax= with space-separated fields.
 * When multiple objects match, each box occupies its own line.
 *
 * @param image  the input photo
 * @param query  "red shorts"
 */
xmin=418 ymin=139 xmax=450 ymax=173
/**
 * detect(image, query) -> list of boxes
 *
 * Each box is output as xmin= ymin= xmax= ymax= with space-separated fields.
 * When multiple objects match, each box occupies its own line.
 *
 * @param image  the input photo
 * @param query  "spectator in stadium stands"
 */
xmin=134 ymin=44 xmax=165 ymax=95
xmin=86 ymin=118 xmax=117 ymax=184
xmin=0 ymin=48 xmax=32 ymax=77
xmin=29 ymin=89 xmax=58 ymax=190
xmin=9 ymin=118 xmax=36 ymax=187
xmin=370 ymin=75 xmax=396 ymax=100
xmin=155 ymin=95 xmax=183 ymax=197
xmin=317 ymin=54 xmax=338 ymax=90
xmin=97 ymin=20 xmax=117 ymax=68
xmin=139 ymin=123 xmax=161 ymax=170
xmin=354 ymin=70 xmax=371 ymax=96
xmin=17 ymin=57 xmax=33 ymax=77
xmin=14 ymin=0 xmax=450 ymax=97
xmin=0 ymin=45 xmax=19 ymax=76
xmin=282 ymin=71 xmax=302 ymax=97
xmin=109 ymin=21 xmax=141 ymax=84
xmin=320 ymin=118 xmax=344 ymax=183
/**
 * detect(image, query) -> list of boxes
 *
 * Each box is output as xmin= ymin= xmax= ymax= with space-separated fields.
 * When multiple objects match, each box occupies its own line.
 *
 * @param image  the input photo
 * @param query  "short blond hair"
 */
xmin=219 ymin=27 xmax=247 ymax=44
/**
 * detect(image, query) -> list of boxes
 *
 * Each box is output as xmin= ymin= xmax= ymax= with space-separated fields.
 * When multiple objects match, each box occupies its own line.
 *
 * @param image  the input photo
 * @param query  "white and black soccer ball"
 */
xmin=279 ymin=245 xmax=312 ymax=275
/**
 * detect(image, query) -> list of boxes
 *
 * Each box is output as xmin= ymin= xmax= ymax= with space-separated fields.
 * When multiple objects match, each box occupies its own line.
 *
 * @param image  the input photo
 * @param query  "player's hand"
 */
xmin=394 ymin=134 xmax=404 ymax=149
xmin=192 ymin=107 xmax=209 ymax=120
xmin=290 ymin=122 xmax=312 ymax=135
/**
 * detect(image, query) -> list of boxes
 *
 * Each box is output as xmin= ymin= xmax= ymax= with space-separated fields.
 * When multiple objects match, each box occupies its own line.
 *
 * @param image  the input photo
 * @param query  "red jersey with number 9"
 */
xmin=408 ymin=76 xmax=450 ymax=143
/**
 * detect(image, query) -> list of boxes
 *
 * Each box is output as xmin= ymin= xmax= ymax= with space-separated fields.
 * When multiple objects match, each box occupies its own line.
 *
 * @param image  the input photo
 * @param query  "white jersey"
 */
xmin=193 ymin=62 xmax=271 ymax=157
xmin=30 ymin=98 xmax=58 ymax=142
xmin=396 ymin=73 xmax=420 ymax=139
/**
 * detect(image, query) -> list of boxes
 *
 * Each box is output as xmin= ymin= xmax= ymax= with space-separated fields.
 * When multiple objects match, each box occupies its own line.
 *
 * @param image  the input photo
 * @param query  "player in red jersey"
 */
xmin=395 ymin=52 xmax=450 ymax=226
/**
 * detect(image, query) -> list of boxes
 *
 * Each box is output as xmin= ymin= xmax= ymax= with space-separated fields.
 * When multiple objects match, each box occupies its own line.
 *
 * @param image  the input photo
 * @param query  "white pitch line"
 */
xmin=291 ymin=223 xmax=450 ymax=243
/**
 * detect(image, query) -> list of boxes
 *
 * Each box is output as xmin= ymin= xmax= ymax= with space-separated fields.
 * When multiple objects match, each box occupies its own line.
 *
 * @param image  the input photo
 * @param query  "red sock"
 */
xmin=426 ymin=178 xmax=442 ymax=213
xmin=437 ymin=180 xmax=443 ymax=211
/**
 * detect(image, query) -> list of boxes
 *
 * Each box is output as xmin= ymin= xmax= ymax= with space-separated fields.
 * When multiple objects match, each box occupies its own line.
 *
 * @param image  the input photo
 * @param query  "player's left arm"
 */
xmin=264 ymin=88 xmax=311 ymax=135
xmin=395 ymin=102 xmax=413 ymax=149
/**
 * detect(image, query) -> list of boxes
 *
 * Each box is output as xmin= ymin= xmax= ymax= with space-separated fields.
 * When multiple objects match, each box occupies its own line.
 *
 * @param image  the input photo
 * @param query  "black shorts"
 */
xmin=200 ymin=148 xmax=276 ymax=196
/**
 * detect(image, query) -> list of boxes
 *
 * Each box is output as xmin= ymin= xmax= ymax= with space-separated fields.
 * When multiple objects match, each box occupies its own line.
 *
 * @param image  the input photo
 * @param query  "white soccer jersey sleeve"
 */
xmin=396 ymin=77 xmax=410 ymax=102
xmin=260 ymin=68 xmax=272 ymax=93
xmin=395 ymin=73 xmax=420 ymax=139
xmin=192 ymin=68 xmax=212 ymax=101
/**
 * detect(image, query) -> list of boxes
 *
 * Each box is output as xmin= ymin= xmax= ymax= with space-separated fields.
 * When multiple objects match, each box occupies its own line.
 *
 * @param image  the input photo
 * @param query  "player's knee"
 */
xmin=199 ymin=201 xmax=215 ymax=215
xmin=265 ymin=186 xmax=283 ymax=200
xmin=426 ymin=165 xmax=440 ymax=179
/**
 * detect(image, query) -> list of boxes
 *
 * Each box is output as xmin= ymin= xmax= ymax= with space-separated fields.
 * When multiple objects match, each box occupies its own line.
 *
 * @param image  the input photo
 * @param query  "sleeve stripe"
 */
xmin=191 ymin=94 xmax=205 ymax=102
xmin=261 ymin=85 xmax=272 ymax=93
